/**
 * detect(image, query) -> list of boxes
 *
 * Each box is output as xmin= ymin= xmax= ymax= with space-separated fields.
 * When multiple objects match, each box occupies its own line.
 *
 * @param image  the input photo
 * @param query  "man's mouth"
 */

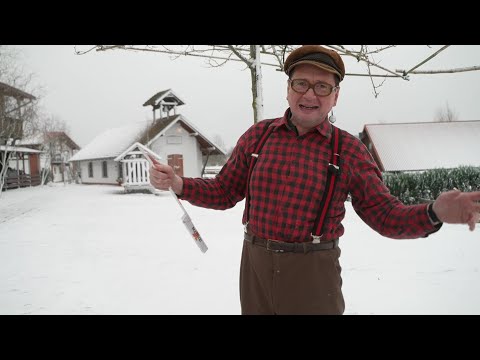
xmin=299 ymin=104 xmax=319 ymax=110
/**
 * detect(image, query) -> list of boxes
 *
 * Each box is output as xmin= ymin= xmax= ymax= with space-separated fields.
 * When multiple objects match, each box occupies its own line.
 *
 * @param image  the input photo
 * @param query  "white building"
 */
xmin=360 ymin=121 xmax=480 ymax=172
xmin=69 ymin=89 xmax=226 ymax=191
xmin=19 ymin=131 xmax=80 ymax=183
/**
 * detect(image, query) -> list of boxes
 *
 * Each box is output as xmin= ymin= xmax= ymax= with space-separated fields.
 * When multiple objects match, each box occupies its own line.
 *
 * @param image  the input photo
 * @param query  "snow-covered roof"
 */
xmin=69 ymin=121 xmax=148 ymax=162
xmin=0 ymin=81 xmax=36 ymax=100
xmin=114 ymin=142 xmax=163 ymax=161
xmin=363 ymin=121 xmax=480 ymax=172
xmin=18 ymin=132 xmax=80 ymax=150
xmin=142 ymin=89 xmax=185 ymax=107
xmin=0 ymin=145 xmax=43 ymax=153
xmin=69 ymin=115 xmax=226 ymax=162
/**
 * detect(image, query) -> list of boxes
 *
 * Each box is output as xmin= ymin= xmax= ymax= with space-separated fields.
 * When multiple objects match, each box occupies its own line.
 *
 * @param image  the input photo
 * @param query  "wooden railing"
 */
xmin=4 ymin=174 xmax=41 ymax=189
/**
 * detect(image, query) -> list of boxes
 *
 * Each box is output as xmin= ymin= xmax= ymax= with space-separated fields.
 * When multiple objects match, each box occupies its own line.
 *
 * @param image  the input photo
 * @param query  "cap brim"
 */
xmin=288 ymin=60 xmax=342 ymax=80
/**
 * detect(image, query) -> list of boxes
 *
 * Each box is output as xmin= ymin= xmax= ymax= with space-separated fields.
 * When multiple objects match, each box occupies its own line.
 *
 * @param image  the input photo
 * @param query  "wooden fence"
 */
xmin=3 ymin=174 xmax=41 ymax=190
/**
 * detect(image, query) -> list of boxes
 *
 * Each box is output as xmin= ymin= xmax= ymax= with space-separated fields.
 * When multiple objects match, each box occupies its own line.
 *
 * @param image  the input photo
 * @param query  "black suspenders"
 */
xmin=244 ymin=120 xmax=276 ymax=227
xmin=312 ymin=125 xmax=342 ymax=241
xmin=244 ymin=120 xmax=343 ymax=242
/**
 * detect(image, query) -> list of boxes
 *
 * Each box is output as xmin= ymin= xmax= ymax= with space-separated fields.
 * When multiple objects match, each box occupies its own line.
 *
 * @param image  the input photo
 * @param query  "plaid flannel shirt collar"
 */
xmin=274 ymin=108 xmax=332 ymax=139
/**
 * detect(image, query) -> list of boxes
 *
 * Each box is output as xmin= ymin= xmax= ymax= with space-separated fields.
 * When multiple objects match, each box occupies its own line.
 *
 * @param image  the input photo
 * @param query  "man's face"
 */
xmin=286 ymin=63 xmax=340 ymax=134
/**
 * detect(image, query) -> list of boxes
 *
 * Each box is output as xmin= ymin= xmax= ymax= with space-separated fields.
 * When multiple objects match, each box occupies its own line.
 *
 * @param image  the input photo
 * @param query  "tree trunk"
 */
xmin=0 ymin=142 xmax=15 ymax=198
xmin=249 ymin=45 xmax=264 ymax=123
xmin=0 ymin=152 xmax=8 ymax=196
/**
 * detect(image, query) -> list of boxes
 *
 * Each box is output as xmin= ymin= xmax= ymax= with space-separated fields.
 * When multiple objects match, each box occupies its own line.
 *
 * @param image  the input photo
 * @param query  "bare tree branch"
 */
xmin=402 ymin=45 xmax=451 ymax=76
xmin=0 ymin=46 xmax=42 ymax=195
xmin=227 ymin=45 xmax=253 ymax=67
xmin=75 ymin=45 xmax=480 ymax=126
xmin=328 ymin=45 xmax=405 ymax=79
xmin=396 ymin=65 xmax=480 ymax=75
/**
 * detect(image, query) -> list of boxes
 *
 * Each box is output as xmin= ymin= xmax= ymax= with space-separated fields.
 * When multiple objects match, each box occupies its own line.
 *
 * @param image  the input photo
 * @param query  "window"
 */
xmin=88 ymin=162 xmax=93 ymax=177
xmin=102 ymin=161 xmax=108 ymax=178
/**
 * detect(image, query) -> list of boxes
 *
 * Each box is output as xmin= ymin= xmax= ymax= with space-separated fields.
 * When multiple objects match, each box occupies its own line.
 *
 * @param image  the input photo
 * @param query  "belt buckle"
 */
xmin=266 ymin=239 xmax=284 ymax=253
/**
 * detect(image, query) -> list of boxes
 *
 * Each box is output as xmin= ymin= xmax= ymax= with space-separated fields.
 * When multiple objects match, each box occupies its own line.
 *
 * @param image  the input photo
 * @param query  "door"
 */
xmin=167 ymin=154 xmax=184 ymax=177
xmin=29 ymin=154 xmax=40 ymax=175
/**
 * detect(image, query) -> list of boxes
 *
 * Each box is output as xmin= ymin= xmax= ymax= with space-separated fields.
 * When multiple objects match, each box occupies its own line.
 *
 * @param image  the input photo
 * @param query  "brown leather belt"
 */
xmin=244 ymin=231 xmax=339 ymax=253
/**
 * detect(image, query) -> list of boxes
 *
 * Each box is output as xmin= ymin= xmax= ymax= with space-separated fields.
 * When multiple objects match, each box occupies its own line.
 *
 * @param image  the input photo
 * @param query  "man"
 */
xmin=149 ymin=45 xmax=480 ymax=315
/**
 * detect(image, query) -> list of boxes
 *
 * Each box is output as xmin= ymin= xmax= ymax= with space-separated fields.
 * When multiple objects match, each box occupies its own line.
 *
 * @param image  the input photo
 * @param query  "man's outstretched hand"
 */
xmin=433 ymin=190 xmax=480 ymax=231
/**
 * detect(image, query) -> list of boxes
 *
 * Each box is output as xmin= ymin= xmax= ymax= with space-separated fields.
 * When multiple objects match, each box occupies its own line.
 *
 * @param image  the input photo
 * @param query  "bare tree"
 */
xmin=0 ymin=46 xmax=39 ymax=195
xmin=75 ymin=45 xmax=480 ymax=123
xmin=29 ymin=114 xmax=70 ymax=185
xmin=76 ymin=45 xmax=287 ymax=123
xmin=212 ymin=134 xmax=225 ymax=151
xmin=435 ymin=102 xmax=459 ymax=122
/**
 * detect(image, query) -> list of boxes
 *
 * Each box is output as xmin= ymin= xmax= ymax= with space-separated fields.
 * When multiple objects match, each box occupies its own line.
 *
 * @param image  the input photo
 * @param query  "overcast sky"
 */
xmin=11 ymin=45 xmax=480 ymax=149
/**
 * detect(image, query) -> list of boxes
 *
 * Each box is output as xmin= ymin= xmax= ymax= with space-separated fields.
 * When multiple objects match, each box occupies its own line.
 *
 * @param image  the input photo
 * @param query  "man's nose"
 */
xmin=303 ymin=87 xmax=316 ymax=97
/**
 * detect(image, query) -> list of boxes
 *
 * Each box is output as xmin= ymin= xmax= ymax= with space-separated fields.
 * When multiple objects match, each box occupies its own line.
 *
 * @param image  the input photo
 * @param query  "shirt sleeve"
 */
xmin=178 ymin=126 xmax=253 ymax=210
xmin=348 ymin=141 xmax=442 ymax=239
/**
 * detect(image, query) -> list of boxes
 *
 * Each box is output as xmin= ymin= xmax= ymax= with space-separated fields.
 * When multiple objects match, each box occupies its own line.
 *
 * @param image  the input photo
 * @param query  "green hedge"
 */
xmin=383 ymin=166 xmax=480 ymax=205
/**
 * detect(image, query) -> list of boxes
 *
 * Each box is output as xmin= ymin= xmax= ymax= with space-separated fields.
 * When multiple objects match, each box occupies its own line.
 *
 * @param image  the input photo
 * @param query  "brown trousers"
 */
xmin=239 ymin=240 xmax=345 ymax=315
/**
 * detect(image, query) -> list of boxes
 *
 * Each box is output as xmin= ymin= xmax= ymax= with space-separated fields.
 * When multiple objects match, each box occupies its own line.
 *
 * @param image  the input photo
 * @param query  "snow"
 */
xmin=1 ymin=183 xmax=479 ymax=314
xmin=0 ymin=145 xmax=42 ymax=154
xmin=69 ymin=121 xmax=149 ymax=162
xmin=69 ymin=114 xmax=226 ymax=163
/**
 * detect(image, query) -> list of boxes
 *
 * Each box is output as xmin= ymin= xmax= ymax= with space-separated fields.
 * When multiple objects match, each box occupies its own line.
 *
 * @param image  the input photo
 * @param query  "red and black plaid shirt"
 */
xmin=180 ymin=109 xmax=440 ymax=242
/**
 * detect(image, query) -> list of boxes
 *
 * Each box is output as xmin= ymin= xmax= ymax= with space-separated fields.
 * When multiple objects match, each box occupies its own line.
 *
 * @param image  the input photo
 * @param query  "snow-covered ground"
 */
xmin=1 ymin=183 xmax=479 ymax=314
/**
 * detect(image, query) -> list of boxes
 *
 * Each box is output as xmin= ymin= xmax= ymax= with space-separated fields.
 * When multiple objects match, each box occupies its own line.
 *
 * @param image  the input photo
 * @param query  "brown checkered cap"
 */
xmin=284 ymin=45 xmax=345 ymax=82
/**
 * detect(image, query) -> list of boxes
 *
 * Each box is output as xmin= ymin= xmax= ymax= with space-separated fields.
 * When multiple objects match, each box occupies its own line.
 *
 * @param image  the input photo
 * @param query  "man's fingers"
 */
xmin=468 ymin=200 xmax=480 ymax=227
xmin=468 ymin=216 xmax=477 ymax=231
xmin=148 ymin=154 xmax=161 ymax=165
xmin=468 ymin=212 xmax=480 ymax=231
xmin=150 ymin=162 xmax=172 ymax=175
xmin=470 ymin=191 xmax=480 ymax=202
xmin=149 ymin=162 xmax=176 ymax=191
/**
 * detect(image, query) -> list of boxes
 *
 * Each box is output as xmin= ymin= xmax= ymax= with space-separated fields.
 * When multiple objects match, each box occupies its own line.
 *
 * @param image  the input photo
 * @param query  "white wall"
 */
xmin=8 ymin=156 xmax=30 ymax=174
xmin=52 ymin=165 xmax=63 ymax=182
xmin=78 ymin=159 xmax=119 ymax=185
xmin=40 ymin=153 xmax=49 ymax=170
xmin=150 ymin=123 xmax=203 ymax=177
xmin=39 ymin=141 xmax=77 ymax=170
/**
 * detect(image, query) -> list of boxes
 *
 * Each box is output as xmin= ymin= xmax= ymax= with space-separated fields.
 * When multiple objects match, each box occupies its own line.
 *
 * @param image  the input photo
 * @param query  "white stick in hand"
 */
xmin=139 ymin=147 xmax=208 ymax=253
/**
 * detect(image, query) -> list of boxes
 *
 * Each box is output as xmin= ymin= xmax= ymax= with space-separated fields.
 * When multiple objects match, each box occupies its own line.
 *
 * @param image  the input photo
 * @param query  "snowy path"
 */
xmin=1 ymin=183 xmax=479 ymax=314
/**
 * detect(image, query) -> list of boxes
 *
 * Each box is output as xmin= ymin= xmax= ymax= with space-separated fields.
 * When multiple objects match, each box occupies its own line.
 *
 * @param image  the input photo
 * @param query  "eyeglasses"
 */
xmin=289 ymin=79 xmax=339 ymax=97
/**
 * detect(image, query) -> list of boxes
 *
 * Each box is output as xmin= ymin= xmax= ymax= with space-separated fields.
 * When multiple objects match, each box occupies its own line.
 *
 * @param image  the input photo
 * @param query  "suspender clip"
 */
xmin=328 ymin=163 xmax=340 ymax=175
xmin=311 ymin=233 xmax=323 ymax=244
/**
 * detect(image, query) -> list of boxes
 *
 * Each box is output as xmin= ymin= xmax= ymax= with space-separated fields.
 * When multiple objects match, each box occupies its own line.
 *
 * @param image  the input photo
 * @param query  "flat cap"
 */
xmin=284 ymin=45 xmax=345 ymax=82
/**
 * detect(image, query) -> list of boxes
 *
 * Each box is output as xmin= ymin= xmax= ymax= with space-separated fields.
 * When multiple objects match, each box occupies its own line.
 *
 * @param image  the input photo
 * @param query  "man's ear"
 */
xmin=333 ymin=88 xmax=340 ymax=106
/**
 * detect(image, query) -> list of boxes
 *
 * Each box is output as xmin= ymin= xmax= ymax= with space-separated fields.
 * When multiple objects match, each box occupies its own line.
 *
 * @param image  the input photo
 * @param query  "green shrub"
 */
xmin=383 ymin=166 xmax=480 ymax=205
